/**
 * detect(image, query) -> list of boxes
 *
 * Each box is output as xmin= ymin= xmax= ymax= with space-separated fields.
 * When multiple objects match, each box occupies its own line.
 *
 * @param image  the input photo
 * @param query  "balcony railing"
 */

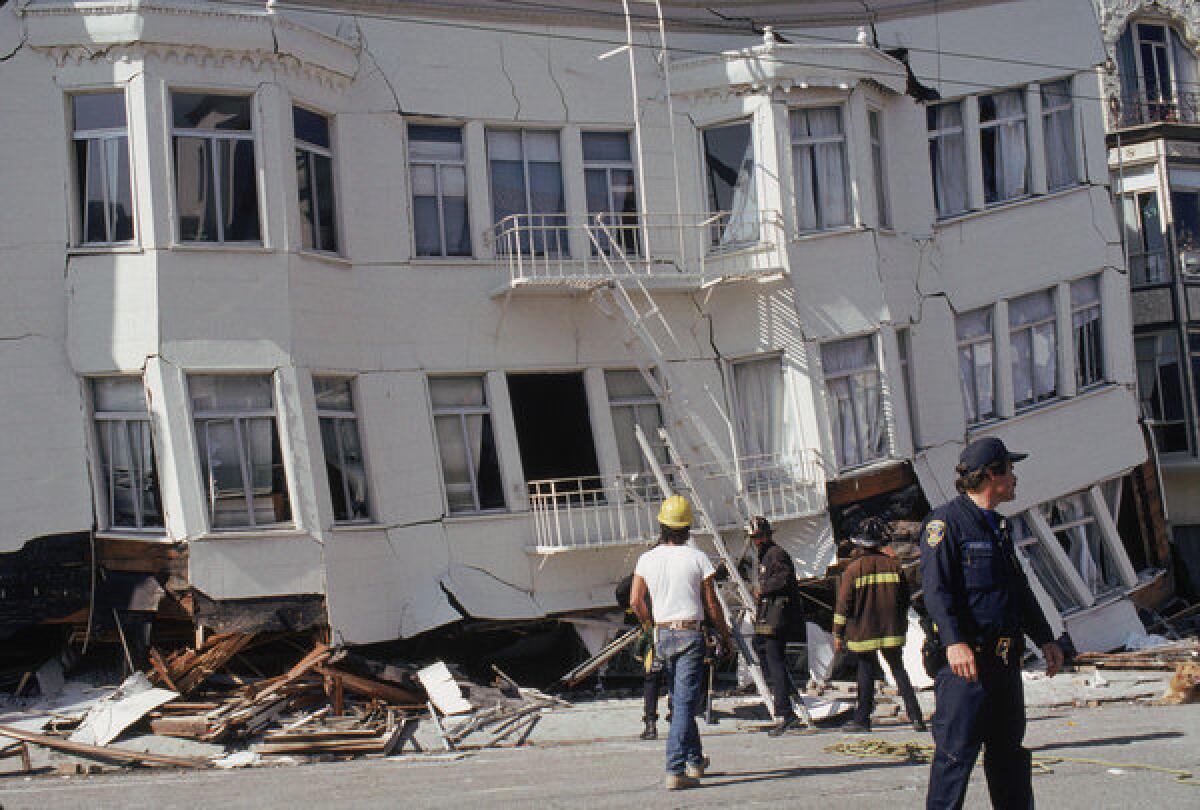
xmin=489 ymin=210 xmax=786 ymax=291
xmin=526 ymin=452 xmax=825 ymax=552
xmin=1110 ymin=92 xmax=1200 ymax=128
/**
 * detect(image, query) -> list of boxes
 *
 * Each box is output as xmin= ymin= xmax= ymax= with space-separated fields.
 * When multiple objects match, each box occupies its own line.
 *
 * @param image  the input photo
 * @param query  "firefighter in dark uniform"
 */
xmin=749 ymin=516 xmax=804 ymax=736
xmin=921 ymin=437 xmax=1064 ymax=810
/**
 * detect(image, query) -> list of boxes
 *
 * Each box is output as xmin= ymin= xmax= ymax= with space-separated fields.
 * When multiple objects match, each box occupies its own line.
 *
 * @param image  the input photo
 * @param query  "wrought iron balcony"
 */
xmin=1110 ymin=92 xmax=1200 ymax=128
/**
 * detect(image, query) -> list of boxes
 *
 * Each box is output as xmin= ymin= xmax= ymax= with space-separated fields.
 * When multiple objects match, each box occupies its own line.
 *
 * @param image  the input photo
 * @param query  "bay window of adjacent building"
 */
xmin=1115 ymin=22 xmax=1199 ymax=125
xmin=293 ymin=106 xmax=338 ymax=254
xmin=605 ymin=370 xmax=667 ymax=486
xmin=957 ymin=307 xmax=996 ymax=424
xmin=314 ymin=377 xmax=369 ymax=523
xmin=1040 ymin=492 xmax=1125 ymax=600
xmin=790 ymin=107 xmax=851 ymax=233
xmin=703 ymin=120 xmax=758 ymax=246
xmin=927 ymin=101 xmax=968 ymax=218
xmin=1071 ymin=276 xmax=1104 ymax=390
xmin=1040 ymin=80 xmax=1078 ymax=191
xmin=172 ymin=92 xmax=260 ymax=244
xmin=1011 ymin=514 xmax=1083 ymax=614
xmin=429 ymin=376 xmax=505 ymax=514
xmin=91 ymin=378 xmax=163 ymax=532
xmin=979 ymin=89 xmax=1029 ymax=205
xmin=71 ymin=92 xmax=134 ymax=245
xmin=583 ymin=132 xmax=639 ymax=256
xmin=1009 ymin=290 xmax=1058 ymax=409
xmin=487 ymin=129 xmax=567 ymax=256
xmin=821 ymin=337 xmax=887 ymax=470
xmin=409 ymin=124 xmax=471 ymax=257
xmin=868 ymin=108 xmax=891 ymax=228
xmin=1120 ymin=191 xmax=1170 ymax=286
xmin=189 ymin=375 xmax=292 ymax=529
xmin=1134 ymin=331 xmax=1188 ymax=453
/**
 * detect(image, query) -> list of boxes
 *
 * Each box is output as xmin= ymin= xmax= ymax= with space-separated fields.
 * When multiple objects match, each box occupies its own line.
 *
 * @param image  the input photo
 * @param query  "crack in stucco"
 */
xmin=355 ymin=20 xmax=404 ymax=116
xmin=543 ymin=36 xmax=569 ymax=120
xmin=498 ymin=40 xmax=522 ymax=120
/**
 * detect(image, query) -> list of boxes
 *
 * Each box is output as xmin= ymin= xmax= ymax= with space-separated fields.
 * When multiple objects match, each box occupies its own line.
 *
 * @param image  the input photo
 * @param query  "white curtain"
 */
xmin=956 ymin=309 xmax=994 ymax=421
xmin=1041 ymin=81 xmax=1077 ymax=190
xmin=1053 ymin=496 xmax=1102 ymax=596
xmin=821 ymin=338 xmax=886 ymax=469
xmin=792 ymin=108 xmax=849 ymax=231
xmin=994 ymin=90 xmax=1028 ymax=200
xmin=930 ymin=104 xmax=967 ymax=217
xmin=725 ymin=136 xmax=758 ymax=245
xmin=733 ymin=356 xmax=784 ymax=460
xmin=1009 ymin=292 xmax=1057 ymax=404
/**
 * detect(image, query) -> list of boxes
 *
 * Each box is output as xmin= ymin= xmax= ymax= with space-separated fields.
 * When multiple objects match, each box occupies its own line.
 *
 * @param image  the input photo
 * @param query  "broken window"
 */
xmin=1071 ymin=276 xmax=1104 ymax=389
xmin=821 ymin=337 xmax=887 ymax=470
xmin=314 ymin=377 xmax=369 ymax=523
xmin=1134 ymin=332 xmax=1188 ymax=453
xmin=605 ymin=370 xmax=667 ymax=480
xmin=583 ymin=131 xmax=639 ymax=256
xmin=72 ymin=92 xmax=134 ymax=245
xmin=1009 ymin=289 xmax=1058 ymax=409
xmin=488 ymin=129 xmax=567 ymax=256
xmin=507 ymin=373 xmax=600 ymax=495
xmin=897 ymin=327 xmax=918 ymax=445
xmin=172 ymin=92 xmax=260 ymax=243
xmin=868 ymin=109 xmax=891 ymax=228
xmin=91 ymin=378 xmax=164 ymax=531
xmin=790 ymin=107 xmax=850 ymax=233
xmin=409 ymin=124 xmax=471 ymax=257
xmin=927 ymin=101 xmax=967 ymax=218
xmin=979 ymin=89 xmax=1028 ymax=204
xmin=189 ymin=375 xmax=292 ymax=529
xmin=1041 ymin=492 xmax=1124 ymax=600
xmin=294 ymin=106 xmax=338 ymax=254
xmin=956 ymin=307 xmax=996 ymax=424
xmin=703 ymin=121 xmax=759 ymax=246
xmin=429 ymin=376 xmax=505 ymax=514
xmin=1040 ymin=80 xmax=1078 ymax=191
xmin=1120 ymin=191 xmax=1169 ymax=286
xmin=1011 ymin=514 xmax=1083 ymax=614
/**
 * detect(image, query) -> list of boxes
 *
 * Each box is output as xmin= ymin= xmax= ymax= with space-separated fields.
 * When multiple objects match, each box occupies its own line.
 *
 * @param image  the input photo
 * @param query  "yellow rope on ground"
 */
xmin=823 ymin=737 xmax=1199 ymax=786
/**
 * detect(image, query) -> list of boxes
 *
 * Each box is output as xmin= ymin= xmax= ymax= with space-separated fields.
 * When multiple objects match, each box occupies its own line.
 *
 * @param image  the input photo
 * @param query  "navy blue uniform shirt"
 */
xmin=919 ymin=494 xmax=1053 ymax=649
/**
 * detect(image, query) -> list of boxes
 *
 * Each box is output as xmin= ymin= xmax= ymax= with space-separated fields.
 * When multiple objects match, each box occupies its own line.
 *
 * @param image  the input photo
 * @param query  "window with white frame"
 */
xmin=703 ymin=121 xmax=759 ymax=246
xmin=314 ymin=377 xmax=369 ymax=523
xmin=897 ymin=327 xmax=918 ymax=445
xmin=1040 ymin=80 xmax=1078 ymax=191
xmin=294 ymin=107 xmax=338 ymax=254
xmin=1009 ymin=290 xmax=1058 ymax=409
xmin=583 ymin=132 xmax=639 ymax=256
xmin=409 ymin=124 xmax=471 ymax=257
xmin=1134 ymin=332 xmax=1188 ymax=453
xmin=1120 ymin=191 xmax=1170 ymax=286
xmin=790 ymin=107 xmax=850 ymax=232
xmin=1040 ymin=492 xmax=1124 ymax=599
xmin=1071 ymin=276 xmax=1104 ymax=389
xmin=487 ymin=129 xmax=567 ymax=256
xmin=71 ymin=92 xmax=134 ymax=245
xmin=927 ymin=101 xmax=968 ymax=218
xmin=956 ymin=307 xmax=996 ymax=424
xmin=821 ymin=337 xmax=887 ymax=470
xmin=429 ymin=376 xmax=505 ymax=514
xmin=172 ymin=92 xmax=260 ymax=244
xmin=979 ymin=89 xmax=1029 ymax=205
xmin=189 ymin=375 xmax=292 ymax=529
xmin=91 ymin=378 xmax=163 ymax=531
xmin=1010 ymin=514 xmax=1083 ymax=613
xmin=868 ymin=108 xmax=890 ymax=228
xmin=605 ymin=370 xmax=667 ymax=481
xmin=732 ymin=354 xmax=785 ymax=464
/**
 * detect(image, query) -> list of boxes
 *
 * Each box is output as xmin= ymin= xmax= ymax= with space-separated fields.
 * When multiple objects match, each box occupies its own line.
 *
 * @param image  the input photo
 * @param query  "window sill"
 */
xmin=934 ymin=184 xmax=1091 ymax=228
xmin=170 ymin=243 xmax=272 ymax=254
xmin=443 ymin=509 xmax=521 ymax=525
xmin=68 ymin=244 xmax=143 ymax=257
xmin=968 ymin=383 xmax=1118 ymax=435
xmin=834 ymin=456 xmax=902 ymax=478
xmin=95 ymin=531 xmax=172 ymax=542
xmin=194 ymin=527 xmax=304 ymax=541
xmin=790 ymin=225 xmax=866 ymax=244
xmin=296 ymin=249 xmax=352 ymax=268
xmin=329 ymin=521 xmax=384 ymax=533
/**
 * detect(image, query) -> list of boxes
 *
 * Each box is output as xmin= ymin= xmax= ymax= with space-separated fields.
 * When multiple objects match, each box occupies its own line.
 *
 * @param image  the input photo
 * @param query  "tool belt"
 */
xmin=656 ymin=619 xmax=702 ymax=630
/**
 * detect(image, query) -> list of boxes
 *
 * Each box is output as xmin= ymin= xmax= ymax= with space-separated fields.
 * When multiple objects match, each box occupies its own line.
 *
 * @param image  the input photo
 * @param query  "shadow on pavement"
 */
xmin=702 ymin=758 xmax=919 ymax=788
xmin=1030 ymin=730 xmax=1185 ymax=752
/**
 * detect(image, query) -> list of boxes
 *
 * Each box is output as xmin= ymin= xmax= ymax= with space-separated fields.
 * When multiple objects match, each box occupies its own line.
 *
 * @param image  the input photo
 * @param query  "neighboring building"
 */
xmin=0 ymin=0 xmax=1152 ymax=653
xmin=1097 ymin=0 xmax=1200 ymax=600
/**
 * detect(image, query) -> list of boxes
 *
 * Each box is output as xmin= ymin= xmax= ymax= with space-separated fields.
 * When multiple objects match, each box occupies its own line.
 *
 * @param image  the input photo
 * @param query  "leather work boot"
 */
xmin=665 ymin=773 xmax=701 ymax=790
xmin=639 ymin=718 xmax=657 ymax=740
xmin=685 ymin=757 xmax=710 ymax=778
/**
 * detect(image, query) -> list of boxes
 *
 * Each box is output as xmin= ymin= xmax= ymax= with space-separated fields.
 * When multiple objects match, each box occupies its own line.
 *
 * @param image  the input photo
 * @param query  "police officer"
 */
xmin=921 ymin=437 xmax=1064 ymax=809
xmin=749 ymin=516 xmax=804 ymax=736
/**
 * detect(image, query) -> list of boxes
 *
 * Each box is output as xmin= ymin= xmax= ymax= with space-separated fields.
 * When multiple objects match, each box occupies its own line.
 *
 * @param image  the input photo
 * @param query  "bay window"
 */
xmin=790 ymin=107 xmax=850 ymax=232
xmin=1009 ymin=290 xmax=1057 ymax=409
xmin=703 ymin=121 xmax=758 ymax=246
xmin=294 ymin=106 xmax=338 ymax=254
xmin=72 ymin=92 xmax=134 ymax=245
xmin=868 ymin=109 xmax=890 ymax=228
xmin=314 ymin=377 xmax=369 ymax=523
xmin=91 ymin=378 xmax=163 ymax=531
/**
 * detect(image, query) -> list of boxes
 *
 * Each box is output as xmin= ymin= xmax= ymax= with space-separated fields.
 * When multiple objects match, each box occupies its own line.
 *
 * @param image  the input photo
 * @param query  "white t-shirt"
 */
xmin=633 ymin=544 xmax=716 ymax=623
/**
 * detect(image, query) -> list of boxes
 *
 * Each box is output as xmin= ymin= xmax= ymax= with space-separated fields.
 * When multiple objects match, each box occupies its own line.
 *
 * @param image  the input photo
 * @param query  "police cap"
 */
xmin=958 ymin=437 xmax=1028 ymax=474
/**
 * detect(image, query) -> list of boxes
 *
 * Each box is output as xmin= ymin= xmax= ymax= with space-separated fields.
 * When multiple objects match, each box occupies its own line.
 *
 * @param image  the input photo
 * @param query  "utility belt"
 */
xmin=655 ymin=619 xmax=702 ymax=631
xmin=920 ymin=621 xmax=1022 ymax=676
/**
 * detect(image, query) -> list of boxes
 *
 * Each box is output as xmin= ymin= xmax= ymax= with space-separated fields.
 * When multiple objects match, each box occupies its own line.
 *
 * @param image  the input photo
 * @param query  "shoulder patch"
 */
xmin=924 ymin=520 xmax=946 ymax=549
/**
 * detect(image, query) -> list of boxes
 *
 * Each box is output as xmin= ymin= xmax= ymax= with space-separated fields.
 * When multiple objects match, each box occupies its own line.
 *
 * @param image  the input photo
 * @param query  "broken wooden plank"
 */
xmin=313 ymin=665 xmax=422 ymax=706
xmin=148 ymin=717 xmax=214 ymax=739
xmin=147 ymin=649 xmax=179 ymax=693
xmin=0 ymin=724 xmax=208 ymax=769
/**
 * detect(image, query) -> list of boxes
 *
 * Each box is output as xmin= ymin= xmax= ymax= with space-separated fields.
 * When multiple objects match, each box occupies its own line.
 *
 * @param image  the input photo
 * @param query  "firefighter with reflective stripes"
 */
xmin=833 ymin=516 xmax=926 ymax=733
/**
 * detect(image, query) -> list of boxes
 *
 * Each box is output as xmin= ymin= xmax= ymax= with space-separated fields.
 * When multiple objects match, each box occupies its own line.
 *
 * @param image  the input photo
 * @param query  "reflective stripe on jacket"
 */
xmin=833 ymin=550 xmax=910 ymax=652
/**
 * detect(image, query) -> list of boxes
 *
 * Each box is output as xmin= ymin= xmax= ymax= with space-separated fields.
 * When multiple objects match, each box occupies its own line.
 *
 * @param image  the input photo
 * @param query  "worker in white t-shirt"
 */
xmin=630 ymin=495 xmax=733 ymax=791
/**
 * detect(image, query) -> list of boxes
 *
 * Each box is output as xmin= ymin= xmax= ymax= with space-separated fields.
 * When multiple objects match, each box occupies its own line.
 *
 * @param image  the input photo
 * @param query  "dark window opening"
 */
xmin=507 ymin=373 xmax=600 ymax=496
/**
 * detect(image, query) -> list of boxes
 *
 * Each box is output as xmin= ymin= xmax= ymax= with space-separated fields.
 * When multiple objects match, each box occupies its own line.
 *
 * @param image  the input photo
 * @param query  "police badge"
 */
xmin=924 ymin=519 xmax=946 ymax=548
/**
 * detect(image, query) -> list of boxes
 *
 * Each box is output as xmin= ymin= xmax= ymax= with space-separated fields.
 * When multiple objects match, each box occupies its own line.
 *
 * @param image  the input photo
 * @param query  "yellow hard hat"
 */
xmin=657 ymin=495 xmax=693 ymax=529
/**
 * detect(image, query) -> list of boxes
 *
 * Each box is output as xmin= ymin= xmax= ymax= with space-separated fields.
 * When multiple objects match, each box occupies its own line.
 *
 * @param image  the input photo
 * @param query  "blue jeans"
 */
xmin=656 ymin=627 xmax=705 ymax=775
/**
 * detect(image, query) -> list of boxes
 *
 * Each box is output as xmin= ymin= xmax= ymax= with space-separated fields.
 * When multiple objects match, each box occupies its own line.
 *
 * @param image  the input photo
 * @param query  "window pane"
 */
xmin=413 ymin=195 xmax=442 ymax=256
xmin=314 ymin=377 xmax=354 ymax=411
xmin=100 ymin=421 xmax=138 ymax=527
xmin=430 ymin=376 xmax=485 ymax=408
xmin=314 ymin=152 xmax=337 ymax=253
xmin=174 ymin=136 xmax=217 ymax=241
xmin=133 ymin=421 xmax=165 ymax=528
xmin=73 ymin=92 xmax=126 ymax=131
xmin=246 ymin=417 xmax=291 ymax=524
xmin=1070 ymin=276 xmax=1100 ymax=307
xmin=409 ymin=125 xmax=464 ymax=161
xmin=704 ymin=122 xmax=758 ymax=242
xmin=582 ymin=131 xmax=631 ymax=162
xmin=92 ymin=377 xmax=146 ymax=412
xmin=338 ymin=418 xmax=369 ymax=520
xmin=1171 ymin=191 xmax=1200 ymax=252
xmin=296 ymin=150 xmax=316 ymax=251
xmin=199 ymin=419 xmax=249 ymax=528
xmin=956 ymin=307 xmax=992 ymax=341
xmin=524 ymin=130 xmax=560 ymax=161
xmin=585 ymin=169 xmax=610 ymax=214
xmin=107 ymin=137 xmax=135 ymax=242
xmin=81 ymin=140 xmax=108 ymax=243
xmin=221 ymin=139 xmax=261 ymax=242
xmin=435 ymin=415 xmax=474 ymax=512
xmin=605 ymin=369 xmax=654 ymax=401
xmin=443 ymin=192 xmax=471 ymax=256
xmin=189 ymin=374 xmax=273 ymax=412
xmin=320 ymin=417 xmax=349 ymax=522
xmin=293 ymin=107 xmax=330 ymax=149
xmin=173 ymin=93 xmax=252 ymax=131
xmin=528 ymin=162 xmax=565 ymax=214
xmin=1009 ymin=290 xmax=1054 ymax=327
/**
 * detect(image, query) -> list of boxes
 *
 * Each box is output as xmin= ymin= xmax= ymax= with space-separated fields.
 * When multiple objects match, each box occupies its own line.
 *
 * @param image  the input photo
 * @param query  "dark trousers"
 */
xmin=927 ymin=648 xmax=1032 ymax=810
xmin=753 ymin=633 xmax=792 ymax=719
xmin=642 ymin=667 xmax=669 ymax=721
xmin=854 ymin=647 xmax=923 ymax=727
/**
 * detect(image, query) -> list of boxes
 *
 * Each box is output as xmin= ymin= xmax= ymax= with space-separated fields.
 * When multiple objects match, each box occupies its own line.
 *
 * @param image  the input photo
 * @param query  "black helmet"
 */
xmin=747 ymin=516 xmax=772 ymax=538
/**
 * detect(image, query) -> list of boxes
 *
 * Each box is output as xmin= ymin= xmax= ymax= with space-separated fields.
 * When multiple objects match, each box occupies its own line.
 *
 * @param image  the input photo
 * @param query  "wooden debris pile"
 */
xmin=1075 ymin=639 xmax=1199 ymax=671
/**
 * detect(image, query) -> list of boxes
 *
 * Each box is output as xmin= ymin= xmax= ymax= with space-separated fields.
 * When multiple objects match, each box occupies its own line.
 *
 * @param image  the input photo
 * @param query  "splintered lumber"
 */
xmin=147 ymin=633 xmax=256 ymax=697
xmin=313 ymin=665 xmax=422 ymax=706
xmin=558 ymin=627 xmax=641 ymax=688
xmin=149 ymin=717 xmax=214 ymax=738
xmin=0 ymin=724 xmax=208 ymax=769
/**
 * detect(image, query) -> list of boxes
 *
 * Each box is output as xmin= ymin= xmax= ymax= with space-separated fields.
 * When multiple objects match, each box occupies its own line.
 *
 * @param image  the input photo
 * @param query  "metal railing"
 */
xmin=490 ymin=210 xmax=786 ymax=288
xmin=1110 ymin=92 xmax=1200 ymax=128
xmin=526 ymin=451 xmax=824 ymax=552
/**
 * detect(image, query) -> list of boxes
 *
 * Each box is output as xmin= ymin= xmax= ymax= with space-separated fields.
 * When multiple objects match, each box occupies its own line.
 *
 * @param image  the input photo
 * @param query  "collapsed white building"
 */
xmin=0 ymin=0 xmax=1163 ymax=654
